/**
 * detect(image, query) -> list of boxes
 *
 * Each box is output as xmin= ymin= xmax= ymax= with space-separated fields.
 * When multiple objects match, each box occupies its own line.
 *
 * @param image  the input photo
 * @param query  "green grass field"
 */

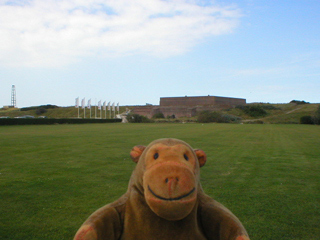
xmin=1 ymin=123 xmax=319 ymax=239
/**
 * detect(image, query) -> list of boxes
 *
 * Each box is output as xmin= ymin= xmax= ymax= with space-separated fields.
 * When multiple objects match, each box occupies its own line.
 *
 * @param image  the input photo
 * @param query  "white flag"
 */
xmin=98 ymin=100 xmax=102 ymax=110
xmin=81 ymin=98 xmax=85 ymax=109
xmin=75 ymin=97 xmax=79 ymax=108
xmin=107 ymin=101 xmax=111 ymax=110
xmin=112 ymin=102 xmax=115 ymax=111
xmin=117 ymin=102 xmax=119 ymax=112
xmin=103 ymin=101 xmax=106 ymax=110
xmin=87 ymin=99 xmax=91 ymax=109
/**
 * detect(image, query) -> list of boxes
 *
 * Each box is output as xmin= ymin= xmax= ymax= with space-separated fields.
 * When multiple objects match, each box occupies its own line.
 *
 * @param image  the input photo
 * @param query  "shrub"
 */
xmin=166 ymin=115 xmax=176 ymax=119
xmin=127 ymin=113 xmax=153 ymax=123
xmin=221 ymin=114 xmax=241 ymax=123
xmin=242 ymin=105 xmax=267 ymax=117
xmin=290 ymin=100 xmax=310 ymax=105
xmin=300 ymin=116 xmax=314 ymax=124
xmin=21 ymin=104 xmax=58 ymax=111
xmin=152 ymin=112 xmax=165 ymax=119
xmin=198 ymin=111 xmax=220 ymax=123
xmin=197 ymin=111 xmax=241 ymax=123
xmin=36 ymin=107 xmax=47 ymax=115
xmin=0 ymin=118 xmax=121 ymax=125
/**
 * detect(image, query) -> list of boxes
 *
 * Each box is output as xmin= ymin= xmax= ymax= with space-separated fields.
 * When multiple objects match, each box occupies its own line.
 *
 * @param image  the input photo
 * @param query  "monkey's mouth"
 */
xmin=147 ymin=185 xmax=195 ymax=201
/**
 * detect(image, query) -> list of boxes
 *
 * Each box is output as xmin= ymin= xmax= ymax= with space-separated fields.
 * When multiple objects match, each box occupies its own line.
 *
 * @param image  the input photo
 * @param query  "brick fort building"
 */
xmin=131 ymin=95 xmax=246 ymax=118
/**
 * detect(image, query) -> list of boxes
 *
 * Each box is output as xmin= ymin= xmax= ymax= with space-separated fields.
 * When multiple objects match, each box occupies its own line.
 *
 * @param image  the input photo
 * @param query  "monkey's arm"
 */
xmin=74 ymin=195 xmax=127 ymax=240
xmin=74 ymin=204 xmax=124 ymax=240
xmin=199 ymin=194 xmax=250 ymax=240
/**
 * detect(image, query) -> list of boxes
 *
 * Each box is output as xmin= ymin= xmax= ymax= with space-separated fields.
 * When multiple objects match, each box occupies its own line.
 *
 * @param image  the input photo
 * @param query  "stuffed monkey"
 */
xmin=74 ymin=138 xmax=250 ymax=240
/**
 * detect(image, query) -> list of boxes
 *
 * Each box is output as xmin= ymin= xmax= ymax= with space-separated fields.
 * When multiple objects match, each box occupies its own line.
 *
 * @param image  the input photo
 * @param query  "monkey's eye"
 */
xmin=154 ymin=153 xmax=159 ymax=160
xmin=184 ymin=154 xmax=189 ymax=161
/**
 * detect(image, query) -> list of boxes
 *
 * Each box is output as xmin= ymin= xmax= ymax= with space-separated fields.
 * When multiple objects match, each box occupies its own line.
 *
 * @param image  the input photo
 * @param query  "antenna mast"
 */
xmin=11 ymin=85 xmax=16 ymax=108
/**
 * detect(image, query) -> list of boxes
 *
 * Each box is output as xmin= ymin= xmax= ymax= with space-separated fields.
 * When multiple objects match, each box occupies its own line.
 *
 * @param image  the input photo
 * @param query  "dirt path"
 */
xmin=285 ymin=107 xmax=302 ymax=114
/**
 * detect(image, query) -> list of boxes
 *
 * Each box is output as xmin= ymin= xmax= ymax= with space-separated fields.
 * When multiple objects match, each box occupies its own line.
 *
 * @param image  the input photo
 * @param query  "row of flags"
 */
xmin=75 ymin=97 xmax=119 ymax=112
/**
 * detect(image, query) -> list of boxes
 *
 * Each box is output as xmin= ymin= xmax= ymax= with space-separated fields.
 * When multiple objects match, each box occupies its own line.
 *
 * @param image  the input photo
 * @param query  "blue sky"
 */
xmin=1 ymin=0 xmax=319 ymax=108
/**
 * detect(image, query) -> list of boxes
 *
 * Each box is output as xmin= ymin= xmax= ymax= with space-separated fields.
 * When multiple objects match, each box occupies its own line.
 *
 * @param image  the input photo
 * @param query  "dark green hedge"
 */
xmin=21 ymin=104 xmax=59 ymax=111
xmin=0 ymin=118 xmax=121 ymax=125
xmin=290 ymin=100 xmax=310 ymax=105
xmin=126 ymin=113 xmax=154 ymax=123
xmin=236 ymin=105 xmax=267 ymax=117
xmin=300 ymin=116 xmax=314 ymax=124
xmin=197 ymin=110 xmax=241 ymax=123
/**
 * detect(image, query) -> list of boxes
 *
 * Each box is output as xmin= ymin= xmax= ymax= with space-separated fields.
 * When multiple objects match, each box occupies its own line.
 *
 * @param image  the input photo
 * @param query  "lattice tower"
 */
xmin=11 ymin=85 xmax=16 ymax=107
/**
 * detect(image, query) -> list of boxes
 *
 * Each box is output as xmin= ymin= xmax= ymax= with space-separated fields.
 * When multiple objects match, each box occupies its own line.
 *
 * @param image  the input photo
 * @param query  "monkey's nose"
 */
xmin=165 ymin=177 xmax=179 ymax=183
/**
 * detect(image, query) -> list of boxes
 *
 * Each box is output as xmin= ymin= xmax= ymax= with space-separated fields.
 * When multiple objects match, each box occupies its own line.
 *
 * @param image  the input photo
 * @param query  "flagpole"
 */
xmin=88 ymin=99 xmax=91 ymax=119
xmin=112 ymin=102 xmax=115 ymax=119
xmin=97 ymin=100 xmax=102 ymax=119
xmin=89 ymin=101 xmax=91 ymax=119
xmin=83 ymin=98 xmax=86 ymax=119
xmin=76 ymin=97 xmax=79 ymax=118
xmin=104 ymin=101 xmax=107 ymax=119
xmin=108 ymin=102 xmax=111 ymax=119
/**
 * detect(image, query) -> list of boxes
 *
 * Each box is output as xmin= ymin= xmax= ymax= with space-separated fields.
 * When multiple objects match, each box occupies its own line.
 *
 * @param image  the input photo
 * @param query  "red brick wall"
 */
xmin=131 ymin=95 xmax=246 ymax=118
xmin=131 ymin=106 xmax=155 ymax=118
xmin=160 ymin=96 xmax=246 ymax=107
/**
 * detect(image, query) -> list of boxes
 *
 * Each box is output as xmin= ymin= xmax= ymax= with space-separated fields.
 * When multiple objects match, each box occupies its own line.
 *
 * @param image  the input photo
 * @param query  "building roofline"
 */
xmin=160 ymin=95 xmax=246 ymax=100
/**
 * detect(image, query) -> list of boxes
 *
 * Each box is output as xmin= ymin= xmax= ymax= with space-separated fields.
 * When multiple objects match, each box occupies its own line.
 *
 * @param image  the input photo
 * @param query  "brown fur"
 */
xmin=74 ymin=138 xmax=250 ymax=240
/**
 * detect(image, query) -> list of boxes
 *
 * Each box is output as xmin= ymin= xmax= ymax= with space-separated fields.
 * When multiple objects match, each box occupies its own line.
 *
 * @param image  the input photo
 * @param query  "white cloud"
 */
xmin=0 ymin=0 xmax=241 ymax=67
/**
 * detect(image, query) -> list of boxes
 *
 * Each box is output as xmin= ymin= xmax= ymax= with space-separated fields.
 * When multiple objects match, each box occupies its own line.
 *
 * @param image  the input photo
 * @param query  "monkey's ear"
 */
xmin=194 ymin=149 xmax=207 ymax=167
xmin=130 ymin=145 xmax=146 ymax=163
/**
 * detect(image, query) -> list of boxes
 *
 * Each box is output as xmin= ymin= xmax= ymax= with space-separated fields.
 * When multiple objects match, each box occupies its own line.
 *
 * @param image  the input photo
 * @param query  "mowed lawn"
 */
xmin=0 ymin=123 xmax=319 ymax=240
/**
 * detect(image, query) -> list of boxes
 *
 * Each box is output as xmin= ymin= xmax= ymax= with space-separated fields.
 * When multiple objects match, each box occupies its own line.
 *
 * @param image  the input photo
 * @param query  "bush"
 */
xmin=152 ymin=112 xmax=165 ymax=119
xmin=242 ymin=105 xmax=267 ymax=117
xmin=198 ymin=111 xmax=220 ymax=123
xmin=300 ymin=116 xmax=314 ymax=124
xmin=21 ymin=104 xmax=59 ymax=111
xmin=197 ymin=111 xmax=241 ymax=123
xmin=221 ymin=114 xmax=241 ymax=123
xmin=290 ymin=100 xmax=310 ymax=105
xmin=36 ymin=107 xmax=47 ymax=115
xmin=127 ymin=113 xmax=153 ymax=123
xmin=166 ymin=115 xmax=176 ymax=119
xmin=0 ymin=118 xmax=121 ymax=125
